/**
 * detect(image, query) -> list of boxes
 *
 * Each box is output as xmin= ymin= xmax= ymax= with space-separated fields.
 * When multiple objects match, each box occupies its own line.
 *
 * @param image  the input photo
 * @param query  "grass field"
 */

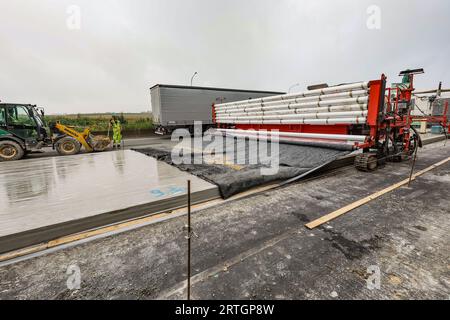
xmin=45 ymin=113 xmax=154 ymax=134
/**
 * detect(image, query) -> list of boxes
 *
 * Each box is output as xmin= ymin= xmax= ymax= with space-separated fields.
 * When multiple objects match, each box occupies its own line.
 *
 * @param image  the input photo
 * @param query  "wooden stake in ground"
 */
xmin=187 ymin=180 xmax=191 ymax=300
xmin=305 ymin=156 xmax=450 ymax=229
xmin=408 ymin=143 xmax=419 ymax=187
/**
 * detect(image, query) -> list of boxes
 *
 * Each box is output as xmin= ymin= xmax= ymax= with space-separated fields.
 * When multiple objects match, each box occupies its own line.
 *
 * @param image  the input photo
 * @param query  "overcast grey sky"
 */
xmin=0 ymin=0 xmax=449 ymax=114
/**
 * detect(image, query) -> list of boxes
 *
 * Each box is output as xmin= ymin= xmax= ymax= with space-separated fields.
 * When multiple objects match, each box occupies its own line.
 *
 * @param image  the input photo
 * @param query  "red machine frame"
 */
xmin=212 ymin=76 xmax=387 ymax=138
xmin=212 ymin=70 xmax=429 ymax=171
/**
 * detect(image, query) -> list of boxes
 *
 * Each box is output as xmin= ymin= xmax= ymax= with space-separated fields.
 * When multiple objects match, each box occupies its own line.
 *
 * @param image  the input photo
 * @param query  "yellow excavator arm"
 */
xmin=54 ymin=123 xmax=94 ymax=152
xmin=52 ymin=122 xmax=111 ymax=156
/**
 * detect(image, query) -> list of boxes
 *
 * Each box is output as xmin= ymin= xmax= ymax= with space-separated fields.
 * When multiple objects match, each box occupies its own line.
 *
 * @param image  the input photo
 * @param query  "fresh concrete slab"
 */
xmin=0 ymin=150 xmax=219 ymax=253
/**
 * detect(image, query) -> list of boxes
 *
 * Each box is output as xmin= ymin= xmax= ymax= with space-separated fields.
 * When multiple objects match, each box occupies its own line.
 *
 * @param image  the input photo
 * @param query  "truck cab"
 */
xmin=0 ymin=103 xmax=51 ymax=161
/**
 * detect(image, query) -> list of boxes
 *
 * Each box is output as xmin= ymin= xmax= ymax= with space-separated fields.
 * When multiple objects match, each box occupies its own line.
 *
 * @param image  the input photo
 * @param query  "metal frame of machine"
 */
xmin=212 ymin=70 xmax=425 ymax=171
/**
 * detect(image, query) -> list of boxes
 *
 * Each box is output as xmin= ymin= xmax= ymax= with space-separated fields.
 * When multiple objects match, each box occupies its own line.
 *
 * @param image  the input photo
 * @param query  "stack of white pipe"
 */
xmin=215 ymin=128 xmax=367 ymax=142
xmin=211 ymin=129 xmax=366 ymax=150
xmin=215 ymin=81 xmax=370 ymax=125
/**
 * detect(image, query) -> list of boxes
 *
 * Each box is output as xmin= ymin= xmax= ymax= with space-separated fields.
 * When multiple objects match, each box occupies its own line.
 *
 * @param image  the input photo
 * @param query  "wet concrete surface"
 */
xmin=0 ymin=150 xmax=218 ymax=253
xmin=0 ymin=142 xmax=449 ymax=299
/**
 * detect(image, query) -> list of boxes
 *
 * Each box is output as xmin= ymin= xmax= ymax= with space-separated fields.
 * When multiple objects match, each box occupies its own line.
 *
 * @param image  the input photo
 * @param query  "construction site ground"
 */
xmin=0 ymin=138 xmax=449 ymax=300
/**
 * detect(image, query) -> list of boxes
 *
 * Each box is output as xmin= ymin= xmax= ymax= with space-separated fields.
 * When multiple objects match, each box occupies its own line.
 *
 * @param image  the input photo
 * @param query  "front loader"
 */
xmin=50 ymin=122 xmax=111 ymax=156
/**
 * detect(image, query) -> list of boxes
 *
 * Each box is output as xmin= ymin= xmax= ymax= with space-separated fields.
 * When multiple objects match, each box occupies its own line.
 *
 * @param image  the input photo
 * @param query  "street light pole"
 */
xmin=190 ymin=72 xmax=198 ymax=86
xmin=288 ymin=83 xmax=300 ymax=93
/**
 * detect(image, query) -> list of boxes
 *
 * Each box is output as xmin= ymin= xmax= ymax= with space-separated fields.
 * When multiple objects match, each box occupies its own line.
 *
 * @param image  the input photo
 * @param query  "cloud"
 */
xmin=0 ymin=0 xmax=449 ymax=114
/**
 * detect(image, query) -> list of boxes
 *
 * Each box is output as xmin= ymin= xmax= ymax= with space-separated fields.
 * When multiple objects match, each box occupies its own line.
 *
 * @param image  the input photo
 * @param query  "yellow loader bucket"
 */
xmin=89 ymin=135 xmax=111 ymax=152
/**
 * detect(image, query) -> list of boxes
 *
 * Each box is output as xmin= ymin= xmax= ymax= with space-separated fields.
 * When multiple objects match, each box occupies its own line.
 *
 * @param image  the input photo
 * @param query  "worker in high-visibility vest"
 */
xmin=109 ymin=116 xmax=122 ymax=149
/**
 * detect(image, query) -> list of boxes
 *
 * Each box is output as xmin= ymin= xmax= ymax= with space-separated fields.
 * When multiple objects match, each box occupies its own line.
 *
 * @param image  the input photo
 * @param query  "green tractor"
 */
xmin=0 ymin=103 xmax=52 ymax=161
xmin=0 ymin=103 xmax=112 ymax=161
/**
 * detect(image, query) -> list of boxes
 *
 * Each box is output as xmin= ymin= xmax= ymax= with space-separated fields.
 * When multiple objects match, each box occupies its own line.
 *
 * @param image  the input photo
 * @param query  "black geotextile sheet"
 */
xmin=133 ymin=136 xmax=350 ymax=199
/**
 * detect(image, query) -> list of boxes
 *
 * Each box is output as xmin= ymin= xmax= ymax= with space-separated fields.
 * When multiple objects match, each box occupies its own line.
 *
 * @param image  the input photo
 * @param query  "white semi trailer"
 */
xmin=150 ymin=84 xmax=283 ymax=135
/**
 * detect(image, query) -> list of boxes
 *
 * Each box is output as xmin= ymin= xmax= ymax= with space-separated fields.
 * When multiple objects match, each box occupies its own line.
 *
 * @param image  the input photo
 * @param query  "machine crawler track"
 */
xmin=355 ymin=153 xmax=378 ymax=172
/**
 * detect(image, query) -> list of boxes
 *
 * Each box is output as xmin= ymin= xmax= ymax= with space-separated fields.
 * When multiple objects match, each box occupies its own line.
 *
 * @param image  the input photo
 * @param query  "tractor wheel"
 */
xmin=0 ymin=140 xmax=25 ymax=161
xmin=56 ymin=137 xmax=81 ymax=156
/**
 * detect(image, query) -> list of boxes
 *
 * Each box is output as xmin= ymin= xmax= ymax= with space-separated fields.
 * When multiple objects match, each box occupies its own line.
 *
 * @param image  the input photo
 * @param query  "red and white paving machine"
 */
xmin=212 ymin=69 xmax=428 ymax=171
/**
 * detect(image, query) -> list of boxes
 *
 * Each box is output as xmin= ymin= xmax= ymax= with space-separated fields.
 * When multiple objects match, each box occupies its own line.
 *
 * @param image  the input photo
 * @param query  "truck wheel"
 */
xmin=0 ymin=140 xmax=25 ymax=161
xmin=56 ymin=137 xmax=81 ymax=156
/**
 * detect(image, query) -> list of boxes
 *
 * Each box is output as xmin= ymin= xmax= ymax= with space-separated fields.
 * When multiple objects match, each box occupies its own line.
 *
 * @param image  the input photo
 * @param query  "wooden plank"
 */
xmin=305 ymin=156 xmax=450 ymax=229
xmin=0 ymin=244 xmax=49 ymax=262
